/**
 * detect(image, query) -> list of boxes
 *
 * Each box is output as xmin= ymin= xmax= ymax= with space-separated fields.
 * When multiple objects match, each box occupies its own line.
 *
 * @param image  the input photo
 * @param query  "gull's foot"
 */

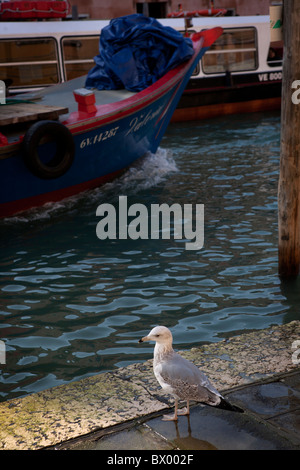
xmin=177 ymin=407 xmax=189 ymax=416
xmin=162 ymin=413 xmax=178 ymax=421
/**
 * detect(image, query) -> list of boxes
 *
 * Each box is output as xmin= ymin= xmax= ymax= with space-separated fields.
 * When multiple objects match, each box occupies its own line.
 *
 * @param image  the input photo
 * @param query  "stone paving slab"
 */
xmin=61 ymin=370 xmax=300 ymax=450
xmin=1 ymin=321 xmax=300 ymax=450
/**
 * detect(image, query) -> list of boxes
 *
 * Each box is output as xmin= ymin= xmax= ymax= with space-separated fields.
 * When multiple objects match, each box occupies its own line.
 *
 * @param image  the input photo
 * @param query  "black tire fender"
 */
xmin=22 ymin=120 xmax=75 ymax=179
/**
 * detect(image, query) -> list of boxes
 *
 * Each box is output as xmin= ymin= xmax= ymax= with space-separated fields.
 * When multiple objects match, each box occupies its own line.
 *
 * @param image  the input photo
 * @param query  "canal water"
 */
xmin=1 ymin=111 xmax=299 ymax=402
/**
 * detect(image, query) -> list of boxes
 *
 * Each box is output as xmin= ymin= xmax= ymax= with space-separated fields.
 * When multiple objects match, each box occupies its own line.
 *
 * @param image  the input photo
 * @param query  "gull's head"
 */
xmin=138 ymin=325 xmax=173 ymax=345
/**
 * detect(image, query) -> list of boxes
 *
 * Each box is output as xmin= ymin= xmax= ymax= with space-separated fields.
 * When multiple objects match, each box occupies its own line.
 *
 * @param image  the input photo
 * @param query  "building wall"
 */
xmin=70 ymin=0 xmax=272 ymax=21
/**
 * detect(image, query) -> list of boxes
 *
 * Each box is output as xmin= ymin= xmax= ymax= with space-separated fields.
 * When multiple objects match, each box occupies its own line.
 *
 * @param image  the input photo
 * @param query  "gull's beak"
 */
xmin=138 ymin=335 xmax=149 ymax=343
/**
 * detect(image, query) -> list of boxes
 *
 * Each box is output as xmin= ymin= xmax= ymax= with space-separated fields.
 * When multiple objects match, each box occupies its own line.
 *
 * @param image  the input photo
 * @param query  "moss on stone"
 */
xmin=1 ymin=321 xmax=299 ymax=450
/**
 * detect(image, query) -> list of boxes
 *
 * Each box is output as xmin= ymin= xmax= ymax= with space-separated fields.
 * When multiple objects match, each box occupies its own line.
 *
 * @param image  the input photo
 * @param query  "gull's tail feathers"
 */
xmin=215 ymin=397 xmax=244 ymax=413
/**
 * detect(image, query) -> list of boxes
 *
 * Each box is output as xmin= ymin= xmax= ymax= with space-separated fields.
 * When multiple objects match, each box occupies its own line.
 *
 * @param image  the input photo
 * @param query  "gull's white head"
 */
xmin=139 ymin=325 xmax=173 ymax=344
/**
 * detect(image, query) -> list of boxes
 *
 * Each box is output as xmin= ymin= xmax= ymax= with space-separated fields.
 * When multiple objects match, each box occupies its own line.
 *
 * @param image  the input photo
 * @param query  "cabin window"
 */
xmin=62 ymin=36 xmax=99 ymax=81
xmin=136 ymin=2 xmax=167 ymax=18
xmin=202 ymin=27 xmax=258 ymax=74
xmin=267 ymin=46 xmax=283 ymax=67
xmin=0 ymin=38 xmax=59 ymax=88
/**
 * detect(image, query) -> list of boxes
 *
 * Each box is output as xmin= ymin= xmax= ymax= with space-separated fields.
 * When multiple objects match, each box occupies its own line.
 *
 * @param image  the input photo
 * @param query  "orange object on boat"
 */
xmin=167 ymin=9 xmax=227 ymax=18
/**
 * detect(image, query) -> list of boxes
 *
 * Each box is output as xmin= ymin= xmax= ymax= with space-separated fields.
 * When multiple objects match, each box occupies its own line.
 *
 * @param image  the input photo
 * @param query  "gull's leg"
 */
xmin=177 ymin=400 xmax=190 ymax=416
xmin=162 ymin=399 xmax=178 ymax=421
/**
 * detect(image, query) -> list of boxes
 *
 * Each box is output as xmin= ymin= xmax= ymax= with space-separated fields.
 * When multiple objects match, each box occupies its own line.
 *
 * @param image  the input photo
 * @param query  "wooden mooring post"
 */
xmin=278 ymin=0 xmax=300 ymax=277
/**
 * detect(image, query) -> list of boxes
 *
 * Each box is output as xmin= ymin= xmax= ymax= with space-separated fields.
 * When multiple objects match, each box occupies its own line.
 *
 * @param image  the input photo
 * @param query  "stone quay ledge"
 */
xmin=1 ymin=320 xmax=300 ymax=450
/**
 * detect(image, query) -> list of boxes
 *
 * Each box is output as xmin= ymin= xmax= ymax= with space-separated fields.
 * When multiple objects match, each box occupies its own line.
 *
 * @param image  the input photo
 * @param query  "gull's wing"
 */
xmin=155 ymin=352 xmax=222 ymax=405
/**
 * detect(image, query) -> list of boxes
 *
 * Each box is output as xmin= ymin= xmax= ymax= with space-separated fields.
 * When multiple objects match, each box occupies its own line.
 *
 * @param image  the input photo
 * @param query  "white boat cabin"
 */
xmin=0 ymin=15 xmax=283 ymax=95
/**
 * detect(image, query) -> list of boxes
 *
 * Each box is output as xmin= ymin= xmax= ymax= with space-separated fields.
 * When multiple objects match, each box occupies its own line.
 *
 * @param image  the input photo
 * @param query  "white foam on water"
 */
xmin=95 ymin=147 xmax=178 ymax=198
xmin=3 ymin=147 xmax=178 ymax=224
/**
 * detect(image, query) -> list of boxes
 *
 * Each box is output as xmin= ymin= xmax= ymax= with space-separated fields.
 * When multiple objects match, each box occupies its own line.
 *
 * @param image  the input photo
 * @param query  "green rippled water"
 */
xmin=1 ymin=111 xmax=299 ymax=402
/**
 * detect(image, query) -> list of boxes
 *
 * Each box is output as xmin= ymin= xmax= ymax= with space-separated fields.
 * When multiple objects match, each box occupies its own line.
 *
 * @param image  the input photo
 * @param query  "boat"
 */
xmin=0 ymin=0 xmax=71 ymax=20
xmin=0 ymin=23 xmax=222 ymax=218
xmin=174 ymin=15 xmax=282 ymax=121
xmin=0 ymin=15 xmax=282 ymax=122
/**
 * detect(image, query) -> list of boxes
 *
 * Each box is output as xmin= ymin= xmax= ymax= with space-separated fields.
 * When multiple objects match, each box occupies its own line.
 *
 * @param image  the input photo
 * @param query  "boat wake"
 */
xmin=102 ymin=147 xmax=178 ymax=196
xmin=3 ymin=147 xmax=178 ymax=224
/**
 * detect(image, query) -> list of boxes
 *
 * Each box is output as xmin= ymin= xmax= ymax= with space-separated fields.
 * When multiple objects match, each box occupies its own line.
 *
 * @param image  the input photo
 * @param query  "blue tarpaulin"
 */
xmin=85 ymin=14 xmax=194 ymax=92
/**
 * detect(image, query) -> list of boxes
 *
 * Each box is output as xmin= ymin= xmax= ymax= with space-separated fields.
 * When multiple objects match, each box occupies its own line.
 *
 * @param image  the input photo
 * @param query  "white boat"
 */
xmin=0 ymin=15 xmax=282 ymax=120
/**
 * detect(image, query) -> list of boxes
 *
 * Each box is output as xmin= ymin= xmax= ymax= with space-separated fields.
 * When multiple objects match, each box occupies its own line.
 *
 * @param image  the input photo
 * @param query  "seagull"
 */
xmin=138 ymin=325 xmax=243 ymax=421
